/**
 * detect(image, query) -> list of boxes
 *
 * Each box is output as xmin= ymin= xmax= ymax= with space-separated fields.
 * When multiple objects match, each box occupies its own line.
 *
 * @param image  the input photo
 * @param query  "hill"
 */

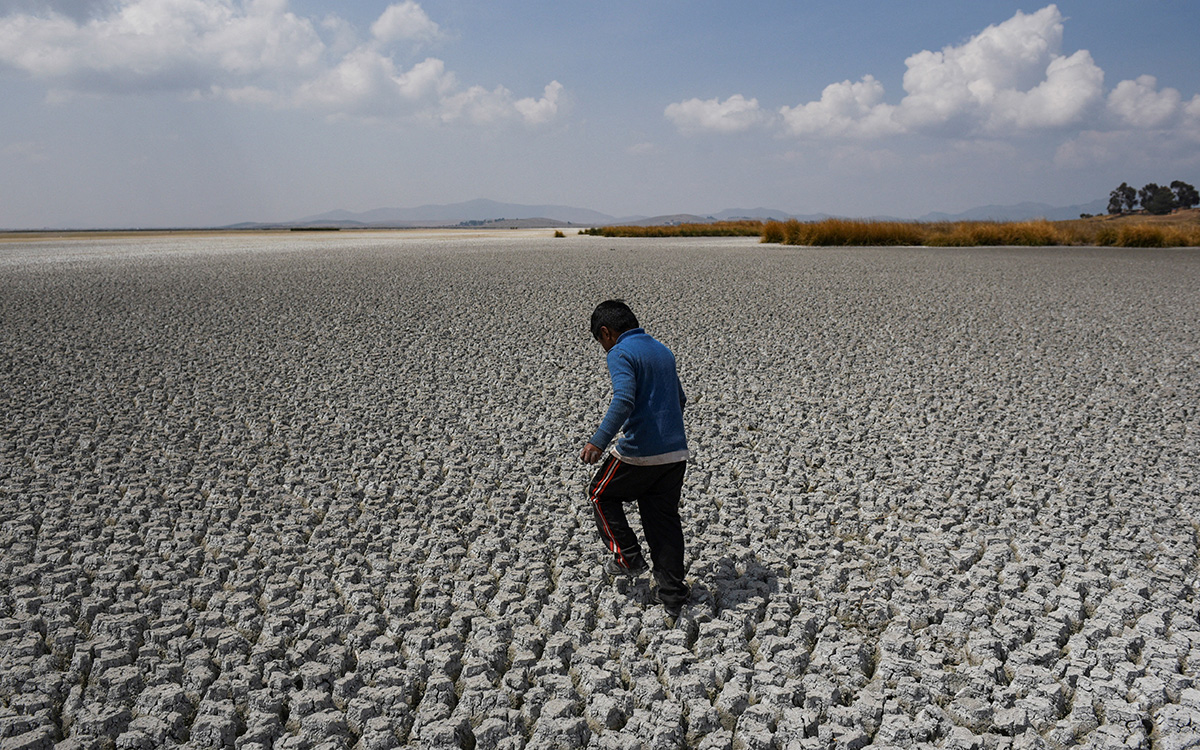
xmin=239 ymin=197 xmax=1124 ymax=230
xmin=920 ymin=199 xmax=1108 ymax=222
xmin=299 ymin=199 xmax=620 ymax=227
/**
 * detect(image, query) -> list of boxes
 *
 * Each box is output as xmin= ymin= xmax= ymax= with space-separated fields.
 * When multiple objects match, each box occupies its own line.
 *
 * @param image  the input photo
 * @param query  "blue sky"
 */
xmin=1 ymin=0 xmax=1198 ymax=228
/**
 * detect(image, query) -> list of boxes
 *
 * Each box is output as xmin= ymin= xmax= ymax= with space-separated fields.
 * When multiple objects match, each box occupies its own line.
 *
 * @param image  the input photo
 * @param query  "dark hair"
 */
xmin=590 ymin=299 xmax=639 ymax=340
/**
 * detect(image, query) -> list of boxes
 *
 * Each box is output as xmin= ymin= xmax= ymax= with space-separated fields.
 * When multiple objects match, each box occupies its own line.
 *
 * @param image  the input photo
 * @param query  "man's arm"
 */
xmin=581 ymin=351 xmax=635 ymax=463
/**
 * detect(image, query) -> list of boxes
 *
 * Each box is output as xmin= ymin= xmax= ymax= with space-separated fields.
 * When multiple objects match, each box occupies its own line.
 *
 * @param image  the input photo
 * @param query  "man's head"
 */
xmin=590 ymin=299 xmax=639 ymax=351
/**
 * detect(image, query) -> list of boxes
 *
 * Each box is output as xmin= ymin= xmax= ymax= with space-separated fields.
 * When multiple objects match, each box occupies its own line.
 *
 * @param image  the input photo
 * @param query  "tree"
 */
xmin=1138 ymin=183 xmax=1162 ymax=209
xmin=1171 ymin=180 xmax=1199 ymax=209
xmin=1108 ymin=182 xmax=1136 ymax=214
xmin=1142 ymin=184 xmax=1177 ymax=215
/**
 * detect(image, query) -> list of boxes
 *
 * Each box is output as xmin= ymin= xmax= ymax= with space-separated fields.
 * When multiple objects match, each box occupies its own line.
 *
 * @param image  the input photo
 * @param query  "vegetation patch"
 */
xmin=581 ymin=221 xmax=763 ymax=238
xmin=1107 ymin=180 xmax=1198 ymax=215
xmin=761 ymin=213 xmax=1200 ymax=248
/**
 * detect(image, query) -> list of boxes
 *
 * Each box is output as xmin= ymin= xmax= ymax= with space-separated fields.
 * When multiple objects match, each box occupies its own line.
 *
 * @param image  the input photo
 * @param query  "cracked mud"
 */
xmin=1 ymin=234 xmax=1198 ymax=749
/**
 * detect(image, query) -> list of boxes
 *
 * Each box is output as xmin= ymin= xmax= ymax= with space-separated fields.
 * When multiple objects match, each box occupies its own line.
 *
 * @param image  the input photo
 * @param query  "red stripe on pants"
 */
xmin=589 ymin=457 xmax=630 ymax=566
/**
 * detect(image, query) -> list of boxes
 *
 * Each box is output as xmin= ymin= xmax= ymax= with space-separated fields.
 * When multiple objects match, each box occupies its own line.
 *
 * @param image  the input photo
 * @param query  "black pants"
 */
xmin=588 ymin=456 xmax=688 ymax=607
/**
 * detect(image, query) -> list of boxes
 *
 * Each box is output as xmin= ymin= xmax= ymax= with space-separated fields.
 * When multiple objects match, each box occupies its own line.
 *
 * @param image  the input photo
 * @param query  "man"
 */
xmin=580 ymin=300 xmax=690 ymax=616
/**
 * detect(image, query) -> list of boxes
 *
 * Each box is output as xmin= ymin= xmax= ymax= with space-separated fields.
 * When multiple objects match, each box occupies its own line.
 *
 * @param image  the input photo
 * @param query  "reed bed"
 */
xmin=761 ymin=218 xmax=1200 ymax=247
xmin=583 ymin=220 xmax=763 ymax=238
xmin=1092 ymin=224 xmax=1200 ymax=248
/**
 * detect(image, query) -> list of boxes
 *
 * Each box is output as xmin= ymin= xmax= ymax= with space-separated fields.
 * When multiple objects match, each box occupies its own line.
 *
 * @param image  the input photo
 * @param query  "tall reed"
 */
xmin=1092 ymin=224 xmax=1200 ymax=248
xmin=583 ymin=221 xmax=762 ymax=238
xmin=762 ymin=218 xmax=1200 ymax=247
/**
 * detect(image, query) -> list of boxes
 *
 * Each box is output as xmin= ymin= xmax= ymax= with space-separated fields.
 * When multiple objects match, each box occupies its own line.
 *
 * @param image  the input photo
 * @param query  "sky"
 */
xmin=1 ymin=1 xmax=1199 ymax=228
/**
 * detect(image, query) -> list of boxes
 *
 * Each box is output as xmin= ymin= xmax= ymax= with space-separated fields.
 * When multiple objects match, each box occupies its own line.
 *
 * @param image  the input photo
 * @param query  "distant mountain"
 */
xmin=710 ymin=207 xmax=825 ymax=221
xmin=614 ymin=211 xmax=832 ymax=226
xmin=919 ymin=199 xmax=1108 ymax=222
xmin=299 ymin=199 xmax=619 ymax=226
xmin=272 ymin=197 xmax=1113 ymax=230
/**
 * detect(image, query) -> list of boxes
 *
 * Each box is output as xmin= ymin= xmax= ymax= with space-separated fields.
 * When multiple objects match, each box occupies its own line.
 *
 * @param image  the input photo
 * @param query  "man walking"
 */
xmin=580 ymin=300 xmax=690 ymax=616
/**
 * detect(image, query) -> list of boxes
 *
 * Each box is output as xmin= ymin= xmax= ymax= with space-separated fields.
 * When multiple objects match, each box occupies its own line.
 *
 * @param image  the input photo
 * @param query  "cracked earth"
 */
xmin=1 ymin=234 xmax=1198 ymax=750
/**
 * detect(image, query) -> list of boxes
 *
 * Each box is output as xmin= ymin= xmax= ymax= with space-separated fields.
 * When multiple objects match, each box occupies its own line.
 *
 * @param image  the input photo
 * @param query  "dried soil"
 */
xmin=1 ymin=234 xmax=1198 ymax=749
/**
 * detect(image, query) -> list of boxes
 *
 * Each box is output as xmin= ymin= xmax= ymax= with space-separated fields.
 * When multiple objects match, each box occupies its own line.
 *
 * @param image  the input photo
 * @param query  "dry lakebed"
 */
xmin=1 ymin=232 xmax=1198 ymax=749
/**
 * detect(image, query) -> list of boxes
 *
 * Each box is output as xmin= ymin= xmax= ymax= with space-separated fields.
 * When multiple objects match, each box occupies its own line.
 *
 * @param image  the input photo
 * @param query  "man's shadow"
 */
xmin=691 ymin=553 xmax=779 ymax=617
xmin=626 ymin=551 xmax=779 ymax=618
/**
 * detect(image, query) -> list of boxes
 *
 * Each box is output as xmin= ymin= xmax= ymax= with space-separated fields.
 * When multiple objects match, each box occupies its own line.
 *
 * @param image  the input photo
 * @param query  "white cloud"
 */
xmin=440 ymin=84 xmax=517 ymax=124
xmin=668 ymin=3 xmax=1193 ymax=146
xmin=0 ymin=0 xmax=325 ymax=92
xmin=370 ymin=1 xmax=439 ymax=45
xmin=779 ymin=75 xmax=900 ymax=138
xmin=987 ymin=49 xmax=1104 ymax=131
xmin=1107 ymin=75 xmax=1181 ymax=129
xmin=514 ymin=81 xmax=563 ymax=125
xmin=295 ymin=46 xmax=405 ymax=112
xmin=664 ymin=94 xmax=765 ymax=134
xmin=1184 ymin=95 xmax=1200 ymax=141
xmin=898 ymin=5 xmax=1063 ymax=121
xmin=1187 ymin=95 xmax=1200 ymax=121
xmin=892 ymin=4 xmax=1103 ymax=135
xmin=0 ymin=0 xmax=561 ymax=126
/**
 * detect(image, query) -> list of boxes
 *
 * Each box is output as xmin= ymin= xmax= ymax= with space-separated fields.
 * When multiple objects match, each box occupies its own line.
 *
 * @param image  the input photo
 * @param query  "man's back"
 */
xmin=601 ymin=328 xmax=688 ymax=462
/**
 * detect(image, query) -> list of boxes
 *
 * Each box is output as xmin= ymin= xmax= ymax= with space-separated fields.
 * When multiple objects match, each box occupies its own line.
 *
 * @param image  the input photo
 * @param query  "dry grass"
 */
xmin=924 ymin=220 xmax=1071 ymax=246
xmin=582 ymin=221 xmax=763 ymax=238
xmin=1092 ymin=224 xmax=1200 ymax=248
xmin=771 ymin=219 xmax=925 ymax=246
xmin=762 ymin=211 xmax=1200 ymax=248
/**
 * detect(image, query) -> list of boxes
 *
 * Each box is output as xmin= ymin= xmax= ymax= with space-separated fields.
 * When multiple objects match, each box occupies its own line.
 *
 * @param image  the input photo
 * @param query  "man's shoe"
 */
xmin=659 ymin=587 xmax=689 ymax=619
xmin=604 ymin=558 xmax=648 ymax=577
xmin=663 ymin=601 xmax=686 ymax=627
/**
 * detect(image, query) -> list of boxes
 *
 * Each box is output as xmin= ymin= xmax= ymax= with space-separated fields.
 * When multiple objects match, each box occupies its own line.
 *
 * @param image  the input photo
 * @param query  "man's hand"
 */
xmin=580 ymin=442 xmax=604 ymax=464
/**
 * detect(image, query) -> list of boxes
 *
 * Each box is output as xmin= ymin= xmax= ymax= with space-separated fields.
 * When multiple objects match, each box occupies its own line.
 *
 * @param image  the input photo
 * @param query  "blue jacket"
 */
xmin=589 ymin=328 xmax=689 ymax=462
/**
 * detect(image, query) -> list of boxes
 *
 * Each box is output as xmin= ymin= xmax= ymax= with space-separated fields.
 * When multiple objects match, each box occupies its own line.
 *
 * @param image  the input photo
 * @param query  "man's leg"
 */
xmin=588 ymin=456 xmax=648 ymax=571
xmin=637 ymin=461 xmax=688 ymax=607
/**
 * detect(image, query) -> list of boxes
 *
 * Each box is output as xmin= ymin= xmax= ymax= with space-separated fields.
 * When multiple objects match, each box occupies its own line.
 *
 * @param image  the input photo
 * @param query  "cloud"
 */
xmin=1055 ymin=86 xmax=1200 ymax=168
xmin=0 ymin=0 xmax=325 ymax=92
xmin=514 ymin=81 xmax=563 ymax=125
xmin=370 ymin=1 xmax=440 ymax=45
xmin=1107 ymin=75 xmax=1181 ymax=129
xmin=295 ymin=47 xmax=419 ymax=113
xmin=779 ymin=75 xmax=900 ymax=138
xmin=1185 ymin=95 xmax=1200 ymax=140
xmin=891 ymin=5 xmax=1098 ymax=133
xmin=0 ymin=0 xmax=561 ymax=126
xmin=664 ymin=94 xmax=766 ymax=134
xmin=437 ymin=79 xmax=563 ymax=126
xmin=666 ymin=3 xmax=1191 ymax=151
xmin=986 ymin=49 xmax=1103 ymax=131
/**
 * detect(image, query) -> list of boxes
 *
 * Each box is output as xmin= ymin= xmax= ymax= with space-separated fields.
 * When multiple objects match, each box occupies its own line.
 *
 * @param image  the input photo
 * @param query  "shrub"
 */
xmin=1116 ymin=225 xmax=1167 ymax=247
xmin=782 ymin=219 xmax=807 ymax=245
xmin=771 ymin=219 xmax=924 ymax=246
xmin=583 ymin=221 xmax=763 ymax=238
xmin=760 ymin=216 xmax=1200 ymax=247
xmin=1005 ymin=220 xmax=1068 ymax=246
xmin=1093 ymin=227 xmax=1120 ymax=246
xmin=1090 ymin=225 xmax=1200 ymax=247
xmin=927 ymin=222 xmax=1001 ymax=247
xmin=1162 ymin=227 xmax=1200 ymax=246
xmin=760 ymin=221 xmax=785 ymax=244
